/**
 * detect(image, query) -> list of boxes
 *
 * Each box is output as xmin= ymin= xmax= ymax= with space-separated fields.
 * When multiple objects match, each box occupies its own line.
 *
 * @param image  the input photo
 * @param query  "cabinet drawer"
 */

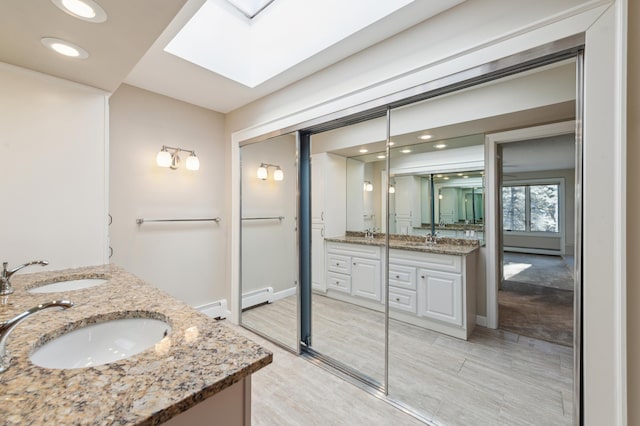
xmin=389 ymin=287 xmax=417 ymax=313
xmin=327 ymin=272 xmax=351 ymax=294
xmin=389 ymin=264 xmax=417 ymax=290
xmin=327 ymin=254 xmax=351 ymax=274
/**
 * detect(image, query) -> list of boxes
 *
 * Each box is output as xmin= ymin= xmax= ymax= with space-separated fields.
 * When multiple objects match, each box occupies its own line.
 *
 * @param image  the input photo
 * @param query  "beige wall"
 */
xmin=109 ymin=84 xmax=227 ymax=308
xmin=0 ymin=62 xmax=108 ymax=270
xmin=627 ymin=0 xmax=638 ymax=423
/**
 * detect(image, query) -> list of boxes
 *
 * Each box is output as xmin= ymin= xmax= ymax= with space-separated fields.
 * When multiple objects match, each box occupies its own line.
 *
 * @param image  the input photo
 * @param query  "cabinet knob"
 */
xmin=395 ymin=275 xmax=400 ymax=279
xmin=353 ymin=262 xmax=356 ymax=266
xmin=395 ymin=297 xmax=401 ymax=302
xmin=421 ymin=275 xmax=425 ymax=279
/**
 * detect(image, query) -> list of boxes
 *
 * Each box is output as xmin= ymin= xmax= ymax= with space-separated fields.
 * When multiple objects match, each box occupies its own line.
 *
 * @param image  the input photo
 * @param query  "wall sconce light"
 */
xmin=157 ymin=146 xmax=200 ymax=171
xmin=389 ymin=184 xmax=395 ymax=194
xmin=364 ymin=181 xmax=373 ymax=192
xmin=257 ymin=163 xmax=283 ymax=181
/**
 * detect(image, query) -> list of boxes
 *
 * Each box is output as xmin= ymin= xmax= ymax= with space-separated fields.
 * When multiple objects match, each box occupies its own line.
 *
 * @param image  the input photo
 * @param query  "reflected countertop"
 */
xmin=325 ymin=232 xmax=480 ymax=256
xmin=0 ymin=264 xmax=272 ymax=425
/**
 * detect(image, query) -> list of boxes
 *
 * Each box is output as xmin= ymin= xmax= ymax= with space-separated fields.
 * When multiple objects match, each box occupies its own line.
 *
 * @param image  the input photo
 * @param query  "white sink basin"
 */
xmin=28 ymin=278 xmax=108 ymax=293
xmin=30 ymin=317 xmax=171 ymax=369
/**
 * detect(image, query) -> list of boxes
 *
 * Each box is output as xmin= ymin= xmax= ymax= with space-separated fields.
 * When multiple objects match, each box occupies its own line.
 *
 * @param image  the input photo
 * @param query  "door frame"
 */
xmin=484 ymin=120 xmax=577 ymax=328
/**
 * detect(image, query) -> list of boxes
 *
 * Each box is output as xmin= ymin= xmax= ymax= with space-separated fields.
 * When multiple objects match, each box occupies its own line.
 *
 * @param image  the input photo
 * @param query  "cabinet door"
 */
xmin=351 ymin=257 xmax=381 ymax=301
xmin=311 ymin=223 xmax=325 ymax=292
xmin=418 ymin=269 xmax=462 ymax=326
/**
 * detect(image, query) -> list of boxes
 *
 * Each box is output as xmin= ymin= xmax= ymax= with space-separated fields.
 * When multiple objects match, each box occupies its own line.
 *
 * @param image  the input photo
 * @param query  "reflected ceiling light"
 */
xmin=419 ymin=134 xmax=432 ymax=140
xmin=443 ymin=177 xmax=450 ymax=180
xmin=457 ymin=173 xmax=464 ymax=176
xmin=364 ymin=181 xmax=373 ymax=192
xmin=436 ymin=174 xmax=443 ymax=178
xmin=435 ymin=143 xmax=447 ymax=149
xmin=41 ymin=37 xmax=89 ymax=58
xmin=377 ymin=155 xmax=386 ymax=159
xmin=388 ymin=141 xmax=395 ymax=146
xmin=51 ymin=0 xmax=107 ymax=23
xmin=156 ymin=145 xmax=200 ymax=171
xmin=359 ymin=148 xmax=368 ymax=153
xmin=257 ymin=163 xmax=283 ymax=181
xmin=401 ymin=149 xmax=412 ymax=154
xmin=463 ymin=175 xmax=469 ymax=179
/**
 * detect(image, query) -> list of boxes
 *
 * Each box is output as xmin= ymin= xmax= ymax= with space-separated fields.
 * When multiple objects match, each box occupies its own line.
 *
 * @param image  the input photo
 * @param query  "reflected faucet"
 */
xmin=1 ymin=260 xmax=49 ymax=295
xmin=0 ymin=300 xmax=73 ymax=373
xmin=425 ymin=232 xmax=440 ymax=244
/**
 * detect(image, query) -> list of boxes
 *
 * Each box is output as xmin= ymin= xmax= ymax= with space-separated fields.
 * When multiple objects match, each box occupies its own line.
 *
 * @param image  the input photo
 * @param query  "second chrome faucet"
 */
xmin=1 ymin=260 xmax=49 ymax=295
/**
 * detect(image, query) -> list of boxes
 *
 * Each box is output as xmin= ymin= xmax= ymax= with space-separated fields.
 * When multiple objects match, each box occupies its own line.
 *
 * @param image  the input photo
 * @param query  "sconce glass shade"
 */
xmin=389 ymin=185 xmax=395 ymax=194
xmin=257 ymin=164 xmax=268 ymax=180
xmin=157 ymin=148 xmax=172 ymax=168
xmin=186 ymin=152 xmax=200 ymax=171
xmin=364 ymin=181 xmax=373 ymax=192
xmin=273 ymin=167 xmax=284 ymax=181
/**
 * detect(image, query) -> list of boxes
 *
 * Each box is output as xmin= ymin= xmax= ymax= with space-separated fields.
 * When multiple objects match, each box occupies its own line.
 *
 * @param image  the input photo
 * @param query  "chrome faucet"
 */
xmin=0 ymin=300 xmax=73 ymax=373
xmin=425 ymin=232 xmax=440 ymax=244
xmin=1 ymin=260 xmax=49 ymax=295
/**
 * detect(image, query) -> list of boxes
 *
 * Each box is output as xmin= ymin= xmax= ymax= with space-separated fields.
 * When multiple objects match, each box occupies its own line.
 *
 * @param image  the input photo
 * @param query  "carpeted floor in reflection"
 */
xmin=499 ymin=253 xmax=574 ymax=347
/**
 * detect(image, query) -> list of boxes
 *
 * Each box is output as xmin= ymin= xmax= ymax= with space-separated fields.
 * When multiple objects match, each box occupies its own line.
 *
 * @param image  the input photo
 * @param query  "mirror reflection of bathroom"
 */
xmin=239 ymin=133 xmax=299 ymax=351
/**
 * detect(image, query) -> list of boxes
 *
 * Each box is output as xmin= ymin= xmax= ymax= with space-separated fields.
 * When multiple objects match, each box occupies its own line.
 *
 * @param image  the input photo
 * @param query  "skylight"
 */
xmin=164 ymin=0 xmax=414 ymax=88
xmin=226 ymin=0 xmax=274 ymax=19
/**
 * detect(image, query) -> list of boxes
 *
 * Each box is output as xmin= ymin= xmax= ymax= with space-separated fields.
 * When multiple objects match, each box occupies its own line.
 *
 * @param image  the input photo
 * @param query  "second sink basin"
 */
xmin=30 ymin=315 xmax=171 ymax=369
xmin=28 ymin=278 xmax=108 ymax=293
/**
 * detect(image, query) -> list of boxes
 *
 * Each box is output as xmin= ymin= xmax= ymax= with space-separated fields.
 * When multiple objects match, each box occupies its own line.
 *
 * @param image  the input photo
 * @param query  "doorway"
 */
xmin=497 ymin=135 xmax=576 ymax=346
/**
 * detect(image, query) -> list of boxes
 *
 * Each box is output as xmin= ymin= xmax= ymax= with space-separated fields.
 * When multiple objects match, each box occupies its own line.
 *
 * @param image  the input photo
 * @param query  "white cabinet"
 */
xmin=389 ymin=248 xmax=476 ymax=340
xmin=311 ymin=153 xmax=346 ymax=293
xmin=324 ymin=241 xmax=477 ymax=340
xmin=352 ymin=257 xmax=381 ymax=301
xmin=325 ymin=242 xmax=382 ymax=303
xmin=312 ymin=223 xmax=326 ymax=292
xmin=418 ymin=269 xmax=462 ymax=326
xmin=393 ymin=176 xmax=421 ymax=233
xmin=311 ymin=153 xmax=346 ymax=236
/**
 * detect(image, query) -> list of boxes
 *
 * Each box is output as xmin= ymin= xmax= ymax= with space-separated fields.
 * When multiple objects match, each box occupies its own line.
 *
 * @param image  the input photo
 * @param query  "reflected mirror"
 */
xmin=240 ymin=133 xmax=299 ymax=351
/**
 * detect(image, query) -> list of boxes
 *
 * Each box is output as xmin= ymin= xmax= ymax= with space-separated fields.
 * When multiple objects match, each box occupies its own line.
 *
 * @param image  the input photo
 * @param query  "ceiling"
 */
xmin=0 ymin=0 xmax=464 ymax=113
xmin=0 ymin=0 xmax=188 ymax=93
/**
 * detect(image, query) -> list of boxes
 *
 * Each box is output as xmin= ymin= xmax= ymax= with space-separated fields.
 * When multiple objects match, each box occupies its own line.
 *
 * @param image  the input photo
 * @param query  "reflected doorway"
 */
xmin=499 ymin=134 xmax=576 ymax=347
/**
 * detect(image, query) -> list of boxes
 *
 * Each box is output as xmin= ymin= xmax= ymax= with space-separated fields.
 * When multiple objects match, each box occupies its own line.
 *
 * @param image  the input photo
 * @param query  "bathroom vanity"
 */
xmin=323 ymin=235 xmax=479 ymax=340
xmin=0 ymin=264 xmax=271 ymax=425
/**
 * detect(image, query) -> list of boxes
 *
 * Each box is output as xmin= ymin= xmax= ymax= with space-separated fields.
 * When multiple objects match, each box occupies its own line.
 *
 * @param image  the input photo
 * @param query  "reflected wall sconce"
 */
xmin=364 ymin=181 xmax=373 ymax=192
xmin=157 ymin=146 xmax=200 ymax=171
xmin=389 ymin=184 xmax=395 ymax=194
xmin=257 ymin=163 xmax=283 ymax=181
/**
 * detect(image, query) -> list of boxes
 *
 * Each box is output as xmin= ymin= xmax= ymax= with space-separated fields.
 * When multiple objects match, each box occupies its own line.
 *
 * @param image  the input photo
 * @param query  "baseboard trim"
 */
xmin=476 ymin=315 xmax=487 ymax=327
xmin=272 ymin=286 xmax=297 ymax=301
xmin=196 ymin=299 xmax=231 ymax=319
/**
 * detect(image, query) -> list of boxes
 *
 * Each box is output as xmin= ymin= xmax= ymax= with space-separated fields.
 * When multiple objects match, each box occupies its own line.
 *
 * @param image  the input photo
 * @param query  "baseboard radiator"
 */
xmin=242 ymin=287 xmax=274 ymax=310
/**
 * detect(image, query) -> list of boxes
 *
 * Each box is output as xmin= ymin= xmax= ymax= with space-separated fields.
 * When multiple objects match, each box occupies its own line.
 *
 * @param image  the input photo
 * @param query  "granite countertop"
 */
xmin=325 ymin=232 xmax=480 ymax=255
xmin=0 ymin=264 xmax=272 ymax=425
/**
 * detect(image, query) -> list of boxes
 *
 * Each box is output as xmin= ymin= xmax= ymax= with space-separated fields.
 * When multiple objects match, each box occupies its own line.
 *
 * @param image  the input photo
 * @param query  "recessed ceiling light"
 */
xmin=51 ymin=0 xmax=107 ymax=23
xmin=436 ymin=174 xmax=443 ymax=178
xmin=388 ymin=141 xmax=395 ymax=146
xmin=401 ymin=149 xmax=412 ymax=154
xmin=463 ymin=175 xmax=469 ymax=178
xmin=457 ymin=173 xmax=463 ymax=176
xmin=419 ymin=134 xmax=432 ymax=140
xmin=435 ymin=143 xmax=447 ymax=149
xmin=359 ymin=148 xmax=368 ymax=153
xmin=377 ymin=155 xmax=386 ymax=159
xmin=443 ymin=177 xmax=450 ymax=180
xmin=41 ymin=37 xmax=89 ymax=59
